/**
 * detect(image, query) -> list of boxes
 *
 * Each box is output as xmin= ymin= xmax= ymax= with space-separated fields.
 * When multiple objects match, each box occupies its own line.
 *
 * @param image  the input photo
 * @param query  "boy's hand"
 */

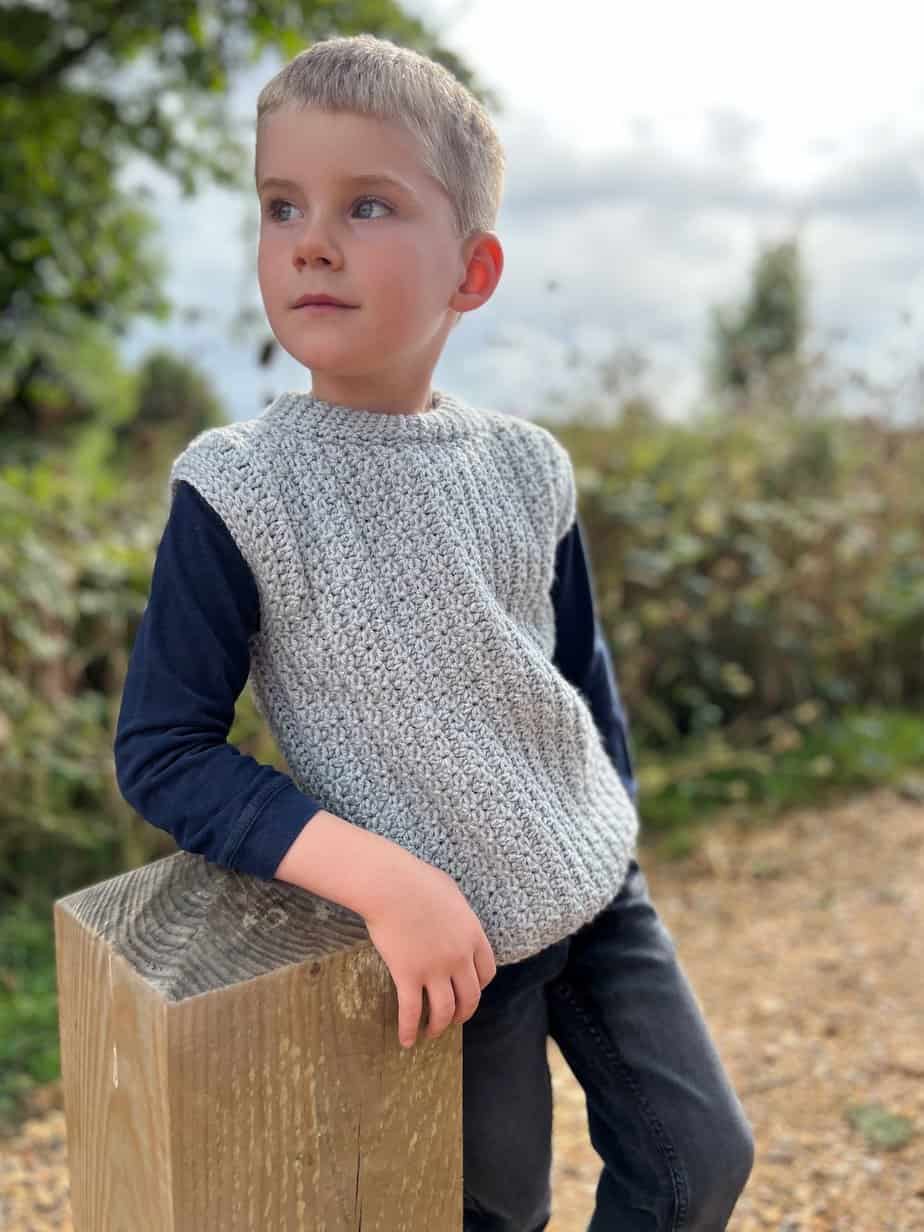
xmin=363 ymin=858 xmax=497 ymax=1049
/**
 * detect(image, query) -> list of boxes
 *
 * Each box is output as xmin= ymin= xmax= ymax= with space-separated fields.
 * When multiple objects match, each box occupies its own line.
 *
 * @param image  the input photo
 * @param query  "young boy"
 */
xmin=114 ymin=33 xmax=754 ymax=1231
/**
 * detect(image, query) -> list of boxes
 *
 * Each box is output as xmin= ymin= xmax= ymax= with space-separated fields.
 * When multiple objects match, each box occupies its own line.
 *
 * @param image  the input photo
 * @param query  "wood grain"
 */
xmin=53 ymin=851 xmax=461 ymax=1230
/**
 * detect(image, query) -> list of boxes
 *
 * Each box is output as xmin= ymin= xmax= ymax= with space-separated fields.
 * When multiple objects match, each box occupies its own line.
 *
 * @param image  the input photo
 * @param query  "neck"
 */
xmin=308 ymin=375 xmax=436 ymax=416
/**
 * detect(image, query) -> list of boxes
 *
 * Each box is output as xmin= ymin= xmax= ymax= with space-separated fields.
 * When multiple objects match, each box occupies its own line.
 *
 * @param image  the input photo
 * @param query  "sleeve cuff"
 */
xmin=222 ymin=779 xmax=325 ymax=880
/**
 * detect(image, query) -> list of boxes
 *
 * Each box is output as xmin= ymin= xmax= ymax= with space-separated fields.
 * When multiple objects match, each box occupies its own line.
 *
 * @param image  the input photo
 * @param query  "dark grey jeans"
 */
xmin=462 ymin=858 xmax=755 ymax=1231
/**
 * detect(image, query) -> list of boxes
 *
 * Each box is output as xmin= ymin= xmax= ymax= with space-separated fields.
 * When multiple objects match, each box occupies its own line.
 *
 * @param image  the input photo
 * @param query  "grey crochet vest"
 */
xmin=168 ymin=388 xmax=638 ymax=964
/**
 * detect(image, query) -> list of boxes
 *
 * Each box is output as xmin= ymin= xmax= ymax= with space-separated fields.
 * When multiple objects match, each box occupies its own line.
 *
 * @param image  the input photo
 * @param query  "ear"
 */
xmin=450 ymin=232 xmax=504 ymax=316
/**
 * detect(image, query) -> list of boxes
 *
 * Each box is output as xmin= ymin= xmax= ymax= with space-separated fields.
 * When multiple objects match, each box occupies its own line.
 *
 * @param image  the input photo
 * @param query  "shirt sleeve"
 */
xmin=113 ymin=479 xmax=324 ymax=880
xmin=550 ymin=513 xmax=639 ymax=807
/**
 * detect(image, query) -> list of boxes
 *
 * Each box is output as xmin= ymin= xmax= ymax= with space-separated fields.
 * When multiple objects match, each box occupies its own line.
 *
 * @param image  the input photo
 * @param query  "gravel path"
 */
xmin=548 ymin=785 xmax=924 ymax=1231
xmin=2 ymin=785 xmax=922 ymax=1230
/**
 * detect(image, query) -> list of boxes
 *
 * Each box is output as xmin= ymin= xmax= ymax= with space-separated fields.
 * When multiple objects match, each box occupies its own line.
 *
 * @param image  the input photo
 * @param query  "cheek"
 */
xmin=375 ymin=273 xmax=429 ymax=329
xmin=256 ymin=239 xmax=272 ymax=283
xmin=366 ymin=237 xmax=444 ymax=310
xmin=257 ymin=240 xmax=287 ymax=302
xmin=258 ymin=227 xmax=287 ymax=260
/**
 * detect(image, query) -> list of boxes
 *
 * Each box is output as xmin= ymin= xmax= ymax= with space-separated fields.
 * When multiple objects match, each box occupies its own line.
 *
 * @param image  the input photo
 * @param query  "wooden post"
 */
xmin=53 ymin=851 xmax=461 ymax=1230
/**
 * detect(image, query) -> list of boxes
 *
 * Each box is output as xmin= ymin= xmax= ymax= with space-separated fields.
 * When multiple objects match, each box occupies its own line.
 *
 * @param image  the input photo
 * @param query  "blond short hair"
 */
xmin=255 ymin=33 xmax=505 ymax=241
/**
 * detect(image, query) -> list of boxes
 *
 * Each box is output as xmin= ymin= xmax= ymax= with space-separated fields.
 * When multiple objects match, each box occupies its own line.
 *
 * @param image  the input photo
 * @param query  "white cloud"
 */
xmin=117 ymin=3 xmax=924 ymax=425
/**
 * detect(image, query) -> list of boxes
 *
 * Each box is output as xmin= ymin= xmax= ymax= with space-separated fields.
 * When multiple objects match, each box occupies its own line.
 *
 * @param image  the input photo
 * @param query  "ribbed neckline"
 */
xmin=263 ymin=387 xmax=479 ymax=443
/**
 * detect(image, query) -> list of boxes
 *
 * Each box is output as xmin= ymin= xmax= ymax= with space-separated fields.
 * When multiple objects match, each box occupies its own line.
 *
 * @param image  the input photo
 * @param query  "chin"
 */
xmin=277 ymin=335 xmax=344 ymax=369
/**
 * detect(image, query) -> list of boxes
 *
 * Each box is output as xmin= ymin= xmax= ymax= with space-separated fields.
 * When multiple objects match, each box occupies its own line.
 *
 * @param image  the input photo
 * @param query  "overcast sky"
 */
xmin=118 ymin=0 xmax=924 ymax=424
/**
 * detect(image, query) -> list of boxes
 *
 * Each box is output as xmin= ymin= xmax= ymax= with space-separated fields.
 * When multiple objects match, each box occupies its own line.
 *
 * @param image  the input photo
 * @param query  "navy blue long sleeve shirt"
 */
xmin=114 ymin=479 xmax=638 ymax=881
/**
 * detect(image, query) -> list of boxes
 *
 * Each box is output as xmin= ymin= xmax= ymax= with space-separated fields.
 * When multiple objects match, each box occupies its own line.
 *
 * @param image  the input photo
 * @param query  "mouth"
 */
xmin=292 ymin=295 xmax=358 ymax=310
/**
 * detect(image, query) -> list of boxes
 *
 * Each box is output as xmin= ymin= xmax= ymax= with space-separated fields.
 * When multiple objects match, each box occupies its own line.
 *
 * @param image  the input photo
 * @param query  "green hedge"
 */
xmin=545 ymin=408 xmax=924 ymax=744
xmin=1 ymin=407 xmax=922 ymax=908
xmin=0 ymin=455 xmax=278 ymax=908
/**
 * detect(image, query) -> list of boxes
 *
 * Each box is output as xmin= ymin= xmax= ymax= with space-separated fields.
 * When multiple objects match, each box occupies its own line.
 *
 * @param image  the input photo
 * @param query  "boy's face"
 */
xmin=255 ymin=105 xmax=499 ymax=410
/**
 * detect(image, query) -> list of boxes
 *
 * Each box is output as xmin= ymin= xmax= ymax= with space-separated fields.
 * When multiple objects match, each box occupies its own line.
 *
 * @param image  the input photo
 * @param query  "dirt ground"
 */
xmin=2 ymin=783 xmax=922 ymax=1231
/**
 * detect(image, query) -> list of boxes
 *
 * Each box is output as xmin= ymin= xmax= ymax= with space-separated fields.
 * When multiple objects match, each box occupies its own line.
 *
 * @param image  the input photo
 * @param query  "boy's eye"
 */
xmin=353 ymin=196 xmax=392 ymax=220
xmin=264 ymin=196 xmax=393 ymax=223
xmin=266 ymin=198 xmax=296 ymax=223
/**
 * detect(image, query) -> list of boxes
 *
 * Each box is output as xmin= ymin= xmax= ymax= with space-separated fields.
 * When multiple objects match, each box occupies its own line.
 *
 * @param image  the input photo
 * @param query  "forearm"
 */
xmin=273 ymin=809 xmax=421 ymax=919
xmin=114 ymin=713 xmax=322 ymax=879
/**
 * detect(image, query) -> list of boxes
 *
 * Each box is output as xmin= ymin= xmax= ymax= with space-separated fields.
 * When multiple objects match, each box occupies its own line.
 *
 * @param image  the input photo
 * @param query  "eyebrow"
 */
xmin=258 ymin=173 xmax=416 ymax=197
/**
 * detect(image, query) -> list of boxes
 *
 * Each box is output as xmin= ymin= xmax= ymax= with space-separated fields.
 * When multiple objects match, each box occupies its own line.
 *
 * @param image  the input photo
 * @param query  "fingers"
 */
xmin=424 ymin=979 xmax=457 ymax=1039
xmin=473 ymin=939 xmax=498 ymax=990
xmin=450 ymin=963 xmax=483 ymax=1026
xmin=398 ymin=983 xmax=422 ymax=1049
xmin=397 ymin=979 xmax=459 ymax=1050
xmin=397 ymin=938 xmax=498 ymax=1050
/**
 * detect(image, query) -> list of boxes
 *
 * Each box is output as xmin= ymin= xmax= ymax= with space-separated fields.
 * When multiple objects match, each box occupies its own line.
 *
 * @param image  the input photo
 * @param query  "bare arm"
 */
xmin=273 ymin=808 xmax=421 ymax=919
xmin=274 ymin=809 xmax=497 ymax=1048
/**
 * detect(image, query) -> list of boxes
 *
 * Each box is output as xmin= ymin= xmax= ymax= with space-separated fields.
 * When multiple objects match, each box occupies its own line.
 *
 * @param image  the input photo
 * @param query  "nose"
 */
xmin=292 ymin=212 xmax=343 ymax=270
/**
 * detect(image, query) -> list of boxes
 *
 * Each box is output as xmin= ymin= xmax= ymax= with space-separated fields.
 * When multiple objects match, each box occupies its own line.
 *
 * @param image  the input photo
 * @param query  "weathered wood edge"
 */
xmin=53 ymin=851 xmax=371 ymax=1002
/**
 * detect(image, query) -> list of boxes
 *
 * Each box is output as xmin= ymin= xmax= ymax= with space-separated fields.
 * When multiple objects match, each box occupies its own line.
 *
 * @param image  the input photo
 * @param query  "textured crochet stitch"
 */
xmin=168 ymin=388 xmax=639 ymax=964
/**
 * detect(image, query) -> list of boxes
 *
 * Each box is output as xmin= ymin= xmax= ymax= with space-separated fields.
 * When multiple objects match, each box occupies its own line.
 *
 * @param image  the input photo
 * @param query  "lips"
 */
xmin=292 ymin=294 xmax=356 ymax=309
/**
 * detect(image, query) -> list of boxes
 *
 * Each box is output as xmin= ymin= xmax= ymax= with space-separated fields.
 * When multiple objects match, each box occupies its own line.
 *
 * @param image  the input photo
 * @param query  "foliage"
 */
xmin=706 ymin=235 xmax=810 ymax=407
xmin=638 ymin=709 xmax=924 ymax=858
xmin=2 ymin=373 xmax=924 ymax=1131
xmin=0 ymin=899 xmax=61 ymax=1132
xmin=0 ymin=314 xmax=142 ymax=468
xmin=0 ymin=436 xmax=290 ymax=909
xmin=0 ymin=5 xmax=492 ymax=1126
xmin=111 ymin=348 xmax=227 ymax=478
xmin=0 ymin=456 xmax=166 ymax=907
xmin=845 ymin=1102 xmax=916 ymax=1152
xmin=3 ymin=396 xmax=922 ymax=910
xmin=536 ymin=404 xmax=924 ymax=820
xmin=1 ymin=0 xmax=492 ymax=437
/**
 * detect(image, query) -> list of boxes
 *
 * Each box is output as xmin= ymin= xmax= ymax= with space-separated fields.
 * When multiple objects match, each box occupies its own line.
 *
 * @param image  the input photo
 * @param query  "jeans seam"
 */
xmin=551 ymin=980 xmax=690 ymax=1231
xmin=463 ymin=1188 xmax=488 ymax=1217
